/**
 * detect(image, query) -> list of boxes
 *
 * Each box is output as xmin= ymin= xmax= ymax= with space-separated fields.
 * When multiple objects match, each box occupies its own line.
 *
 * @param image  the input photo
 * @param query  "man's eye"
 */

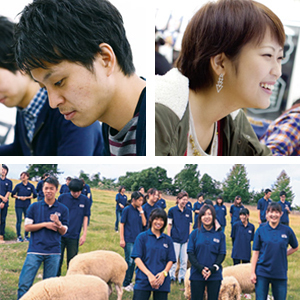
xmin=54 ymin=79 xmax=63 ymax=87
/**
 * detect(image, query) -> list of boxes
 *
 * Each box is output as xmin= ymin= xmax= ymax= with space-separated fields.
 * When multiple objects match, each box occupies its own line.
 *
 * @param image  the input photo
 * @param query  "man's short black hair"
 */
xmin=2 ymin=164 xmax=9 ymax=174
xmin=265 ymin=188 xmax=272 ymax=194
xmin=69 ymin=179 xmax=84 ymax=192
xmin=280 ymin=191 xmax=287 ymax=197
xmin=0 ymin=16 xmax=18 ymax=73
xmin=14 ymin=0 xmax=135 ymax=76
xmin=44 ymin=176 xmax=59 ymax=189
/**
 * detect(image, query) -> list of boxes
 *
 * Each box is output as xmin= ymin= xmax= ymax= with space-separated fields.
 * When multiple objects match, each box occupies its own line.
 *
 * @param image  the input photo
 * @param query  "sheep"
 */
xmin=20 ymin=274 xmax=109 ymax=300
xmin=66 ymin=250 xmax=127 ymax=300
xmin=184 ymin=268 xmax=241 ymax=300
xmin=223 ymin=263 xmax=254 ymax=294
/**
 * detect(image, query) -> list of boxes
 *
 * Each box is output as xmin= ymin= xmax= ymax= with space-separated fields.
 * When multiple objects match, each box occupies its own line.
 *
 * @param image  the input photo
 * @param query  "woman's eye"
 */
xmin=54 ymin=79 xmax=63 ymax=87
xmin=263 ymin=54 xmax=272 ymax=58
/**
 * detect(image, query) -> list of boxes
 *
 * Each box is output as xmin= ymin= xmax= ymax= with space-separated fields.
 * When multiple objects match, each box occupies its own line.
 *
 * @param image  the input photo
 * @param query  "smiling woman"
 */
xmin=155 ymin=0 xmax=285 ymax=156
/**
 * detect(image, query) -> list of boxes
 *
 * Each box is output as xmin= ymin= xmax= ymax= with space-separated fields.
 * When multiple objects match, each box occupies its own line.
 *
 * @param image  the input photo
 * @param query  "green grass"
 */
xmin=1 ymin=183 xmax=299 ymax=299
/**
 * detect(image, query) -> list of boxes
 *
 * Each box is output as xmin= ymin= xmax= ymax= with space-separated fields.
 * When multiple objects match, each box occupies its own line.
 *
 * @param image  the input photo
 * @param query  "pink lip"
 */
xmin=62 ymin=111 xmax=76 ymax=121
xmin=0 ymin=97 xmax=6 ymax=104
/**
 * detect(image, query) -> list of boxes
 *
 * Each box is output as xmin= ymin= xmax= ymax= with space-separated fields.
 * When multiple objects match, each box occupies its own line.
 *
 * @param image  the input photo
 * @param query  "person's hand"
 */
xmin=50 ymin=214 xmax=61 ymax=226
xmin=0 ymin=202 xmax=4 ymax=209
xmin=155 ymin=272 xmax=165 ymax=287
xmin=45 ymin=222 xmax=59 ymax=231
xmin=250 ymin=272 xmax=257 ymax=284
xmin=3 ymin=197 xmax=8 ymax=203
xmin=148 ymin=272 xmax=159 ymax=289
xmin=120 ymin=204 xmax=124 ymax=209
xmin=79 ymin=235 xmax=86 ymax=246
xmin=202 ymin=267 xmax=211 ymax=280
xmin=120 ymin=239 xmax=126 ymax=248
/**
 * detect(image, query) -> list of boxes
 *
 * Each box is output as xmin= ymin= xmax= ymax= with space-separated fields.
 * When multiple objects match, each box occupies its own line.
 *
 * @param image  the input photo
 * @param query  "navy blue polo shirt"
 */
xmin=253 ymin=222 xmax=298 ymax=279
xmin=36 ymin=180 xmax=44 ymax=199
xmin=186 ymin=201 xmax=192 ymax=210
xmin=214 ymin=204 xmax=227 ymax=227
xmin=131 ymin=229 xmax=176 ymax=292
xmin=59 ymin=184 xmax=70 ymax=194
xmin=257 ymin=198 xmax=272 ymax=222
xmin=26 ymin=199 xmax=69 ymax=254
xmin=0 ymin=177 xmax=12 ymax=207
xmin=157 ymin=198 xmax=166 ymax=209
xmin=230 ymin=204 xmax=244 ymax=224
xmin=187 ymin=226 xmax=226 ymax=281
xmin=193 ymin=202 xmax=204 ymax=229
xmin=231 ymin=220 xmax=255 ymax=261
xmin=142 ymin=202 xmax=159 ymax=226
xmin=278 ymin=201 xmax=291 ymax=224
xmin=12 ymin=182 xmax=37 ymax=208
xmin=168 ymin=205 xmax=192 ymax=244
xmin=82 ymin=184 xmax=93 ymax=203
xmin=121 ymin=204 xmax=143 ymax=243
xmin=115 ymin=193 xmax=127 ymax=212
xmin=58 ymin=193 xmax=90 ymax=239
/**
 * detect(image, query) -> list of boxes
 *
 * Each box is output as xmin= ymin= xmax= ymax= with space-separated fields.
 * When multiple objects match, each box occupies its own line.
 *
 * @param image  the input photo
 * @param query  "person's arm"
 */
xmin=120 ymin=223 xmax=125 ymax=248
xmin=138 ymin=206 xmax=146 ymax=227
xmin=2 ymin=191 xmax=10 ymax=203
xmin=167 ymin=222 xmax=172 ymax=236
xmin=155 ymin=261 xmax=174 ymax=287
xmin=134 ymin=257 xmax=159 ymax=289
xmin=79 ymin=216 xmax=88 ymax=246
xmin=25 ymin=221 xmax=59 ymax=232
xmin=50 ymin=213 xmax=67 ymax=235
xmin=189 ymin=223 xmax=193 ymax=234
xmin=287 ymin=246 xmax=298 ymax=256
xmin=251 ymin=250 xmax=259 ymax=284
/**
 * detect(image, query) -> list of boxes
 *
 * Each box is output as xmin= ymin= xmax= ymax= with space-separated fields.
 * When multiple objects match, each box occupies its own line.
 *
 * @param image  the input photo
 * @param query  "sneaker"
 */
xmin=129 ymin=282 xmax=135 ymax=288
xmin=17 ymin=236 xmax=23 ymax=242
xmin=267 ymin=296 xmax=274 ymax=300
xmin=123 ymin=285 xmax=134 ymax=292
xmin=24 ymin=236 xmax=30 ymax=242
xmin=244 ymin=294 xmax=252 ymax=299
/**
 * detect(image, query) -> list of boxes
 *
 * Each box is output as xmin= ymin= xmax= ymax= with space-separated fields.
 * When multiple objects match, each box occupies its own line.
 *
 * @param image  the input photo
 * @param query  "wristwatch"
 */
xmin=163 ymin=271 xmax=168 ymax=277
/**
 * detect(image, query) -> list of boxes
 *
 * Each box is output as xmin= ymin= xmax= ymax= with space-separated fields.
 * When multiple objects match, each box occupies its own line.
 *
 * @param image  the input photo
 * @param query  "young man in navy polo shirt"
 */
xmin=17 ymin=176 xmax=69 ymax=299
xmin=167 ymin=191 xmax=193 ymax=284
xmin=57 ymin=179 xmax=91 ymax=276
xmin=0 ymin=164 xmax=12 ymax=243
xmin=278 ymin=191 xmax=292 ymax=226
xmin=36 ymin=173 xmax=49 ymax=201
xmin=12 ymin=171 xmax=37 ymax=242
xmin=59 ymin=177 xmax=72 ymax=194
xmin=257 ymin=188 xmax=272 ymax=224
xmin=120 ymin=191 xmax=146 ymax=292
xmin=231 ymin=208 xmax=255 ymax=265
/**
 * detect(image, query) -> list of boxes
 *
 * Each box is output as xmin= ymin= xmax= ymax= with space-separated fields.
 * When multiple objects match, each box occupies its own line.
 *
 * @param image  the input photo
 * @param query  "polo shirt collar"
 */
xmin=42 ymin=199 xmax=58 ymax=208
xmin=147 ymin=228 xmax=163 ymax=240
xmin=176 ymin=204 xmax=186 ymax=212
xmin=266 ymin=222 xmax=280 ymax=230
xmin=200 ymin=224 xmax=214 ymax=233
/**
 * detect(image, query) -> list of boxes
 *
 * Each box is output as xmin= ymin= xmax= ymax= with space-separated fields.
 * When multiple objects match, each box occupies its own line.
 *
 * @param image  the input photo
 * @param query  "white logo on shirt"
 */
xmin=185 ymin=214 xmax=189 ymax=217
xmin=213 ymin=238 xmax=220 ymax=243
xmin=248 ymin=230 xmax=252 ymax=234
xmin=79 ymin=204 xmax=85 ymax=208
xmin=5 ymin=183 xmax=8 ymax=185
xmin=54 ymin=212 xmax=61 ymax=217
xmin=27 ymin=187 xmax=31 ymax=190
xmin=281 ymin=234 xmax=287 ymax=239
xmin=163 ymin=243 xmax=168 ymax=248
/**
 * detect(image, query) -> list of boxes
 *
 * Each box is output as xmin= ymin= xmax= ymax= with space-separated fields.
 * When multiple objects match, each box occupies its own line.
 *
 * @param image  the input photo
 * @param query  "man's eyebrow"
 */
xmin=43 ymin=71 xmax=53 ymax=82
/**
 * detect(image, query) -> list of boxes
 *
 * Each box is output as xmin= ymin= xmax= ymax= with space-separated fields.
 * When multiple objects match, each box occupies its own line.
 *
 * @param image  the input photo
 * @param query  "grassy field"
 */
xmin=1 ymin=181 xmax=299 ymax=299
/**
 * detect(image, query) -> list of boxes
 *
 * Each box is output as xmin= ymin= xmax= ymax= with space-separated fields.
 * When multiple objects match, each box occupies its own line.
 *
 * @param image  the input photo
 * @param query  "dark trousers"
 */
xmin=133 ymin=290 xmax=168 ymax=300
xmin=0 ymin=205 xmax=8 ymax=236
xmin=191 ymin=280 xmax=221 ymax=300
xmin=57 ymin=237 xmax=79 ymax=276
xmin=233 ymin=259 xmax=250 ymax=265
xmin=15 ymin=206 xmax=29 ymax=238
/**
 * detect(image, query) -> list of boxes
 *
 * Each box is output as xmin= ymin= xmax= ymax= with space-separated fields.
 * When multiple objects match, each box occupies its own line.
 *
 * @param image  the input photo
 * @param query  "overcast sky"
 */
xmin=3 ymin=163 xmax=300 ymax=206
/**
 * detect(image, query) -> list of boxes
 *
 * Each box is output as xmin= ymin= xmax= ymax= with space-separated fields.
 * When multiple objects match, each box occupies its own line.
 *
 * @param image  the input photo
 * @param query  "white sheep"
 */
xmin=20 ymin=274 xmax=109 ymax=300
xmin=184 ymin=268 xmax=241 ymax=300
xmin=223 ymin=263 xmax=254 ymax=294
xmin=66 ymin=250 xmax=127 ymax=300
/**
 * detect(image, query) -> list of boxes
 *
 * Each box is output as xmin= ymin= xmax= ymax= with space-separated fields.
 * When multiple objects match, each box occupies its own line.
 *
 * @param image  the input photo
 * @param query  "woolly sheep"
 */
xmin=184 ymin=268 xmax=241 ymax=300
xmin=223 ymin=263 xmax=254 ymax=294
xmin=66 ymin=250 xmax=127 ymax=300
xmin=20 ymin=274 xmax=109 ymax=300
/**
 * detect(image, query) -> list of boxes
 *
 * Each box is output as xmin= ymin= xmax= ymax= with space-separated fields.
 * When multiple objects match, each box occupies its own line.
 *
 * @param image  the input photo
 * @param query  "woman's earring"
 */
xmin=216 ymin=73 xmax=224 ymax=93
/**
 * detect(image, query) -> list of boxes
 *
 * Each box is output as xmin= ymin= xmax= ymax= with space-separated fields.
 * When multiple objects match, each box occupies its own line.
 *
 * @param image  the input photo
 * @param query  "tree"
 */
xmin=26 ymin=164 xmax=62 ymax=180
xmin=222 ymin=164 xmax=251 ymax=203
xmin=173 ymin=164 xmax=200 ymax=198
xmin=199 ymin=173 xmax=222 ymax=199
xmin=271 ymin=170 xmax=294 ymax=203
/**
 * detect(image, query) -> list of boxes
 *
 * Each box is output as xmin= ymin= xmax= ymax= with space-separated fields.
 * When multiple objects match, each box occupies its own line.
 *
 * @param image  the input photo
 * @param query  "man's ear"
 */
xmin=96 ymin=43 xmax=116 ymax=76
xmin=210 ymin=53 xmax=226 ymax=77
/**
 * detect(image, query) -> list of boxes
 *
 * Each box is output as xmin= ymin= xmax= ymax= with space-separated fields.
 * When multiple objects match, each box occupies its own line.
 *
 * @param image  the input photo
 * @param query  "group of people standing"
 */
xmin=115 ymin=187 xmax=298 ymax=300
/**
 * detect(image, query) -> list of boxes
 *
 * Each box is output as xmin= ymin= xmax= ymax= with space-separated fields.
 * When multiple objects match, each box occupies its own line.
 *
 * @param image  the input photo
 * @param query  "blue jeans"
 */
xmin=115 ymin=210 xmax=122 ymax=231
xmin=0 ymin=205 xmax=8 ymax=236
xmin=255 ymin=276 xmax=287 ymax=300
xmin=133 ymin=289 xmax=168 ymax=300
xmin=169 ymin=242 xmax=187 ymax=283
xmin=15 ymin=206 xmax=29 ymax=238
xmin=191 ymin=280 xmax=221 ymax=300
xmin=123 ymin=242 xmax=135 ymax=286
xmin=18 ymin=253 xmax=61 ymax=299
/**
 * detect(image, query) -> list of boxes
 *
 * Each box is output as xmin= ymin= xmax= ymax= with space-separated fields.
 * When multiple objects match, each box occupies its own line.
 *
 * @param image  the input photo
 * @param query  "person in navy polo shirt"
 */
xmin=57 ymin=178 xmax=91 ymax=276
xmin=157 ymin=191 xmax=166 ymax=210
xmin=131 ymin=208 xmax=176 ymax=300
xmin=167 ymin=191 xmax=192 ymax=284
xmin=120 ymin=191 xmax=146 ymax=292
xmin=115 ymin=185 xmax=127 ymax=232
xmin=17 ymin=176 xmax=69 ymax=299
xmin=193 ymin=192 xmax=204 ymax=230
xmin=231 ymin=208 xmax=255 ymax=265
xmin=230 ymin=195 xmax=244 ymax=243
xmin=59 ymin=177 xmax=72 ymax=194
xmin=187 ymin=204 xmax=226 ymax=300
xmin=81 ymin=179 xmax=93 ymax=202
xmin=278 ymin=191 xmax=292 ymax=226
xmin=214 ymin=195 xmax=227 ymax=233
xmin=12 ymin=171 xmax=37 ymax=242
xmin=36 ymin=173 xmax=49 ymax=201
xmin=142 ymin=188 xmax=159 ymax=229
xmin=0 ymin=164 xmax=12 ymax=243
xmin=251 ymin=202 xmax=298 ymax=300
xmin=257 ymin=188 xmax=272 ymax=224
